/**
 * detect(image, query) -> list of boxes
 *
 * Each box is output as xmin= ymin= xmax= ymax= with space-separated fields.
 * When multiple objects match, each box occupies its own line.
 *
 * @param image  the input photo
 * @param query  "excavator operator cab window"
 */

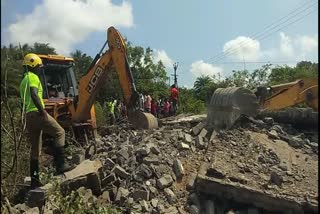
xmin=39 ymin=60 xmax=78 ymax=99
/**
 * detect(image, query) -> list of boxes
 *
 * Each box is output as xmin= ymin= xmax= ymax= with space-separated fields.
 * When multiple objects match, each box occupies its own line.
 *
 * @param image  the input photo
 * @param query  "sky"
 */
xmin=1 ymin=0 xmax=318 ymax=88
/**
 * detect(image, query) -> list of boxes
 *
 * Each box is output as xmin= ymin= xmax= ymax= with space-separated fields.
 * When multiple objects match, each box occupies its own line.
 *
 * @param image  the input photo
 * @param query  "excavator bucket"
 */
xmin=128 ymin=110 xmax=158 ymax=130
xmin=207 ymin=87 xmax=260 ymax=129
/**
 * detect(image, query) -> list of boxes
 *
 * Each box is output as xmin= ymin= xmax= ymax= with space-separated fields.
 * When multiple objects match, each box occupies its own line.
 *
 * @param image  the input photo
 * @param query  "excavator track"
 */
xmin=207 ymin=87 xmax=259 ymax=129
xmin=128 ymin=110 xmax=158 ymax=130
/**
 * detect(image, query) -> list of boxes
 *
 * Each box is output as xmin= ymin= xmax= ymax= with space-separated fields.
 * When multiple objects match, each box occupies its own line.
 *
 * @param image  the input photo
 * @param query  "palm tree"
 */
xmin=193 ymin=75 xmax=214 ymax=102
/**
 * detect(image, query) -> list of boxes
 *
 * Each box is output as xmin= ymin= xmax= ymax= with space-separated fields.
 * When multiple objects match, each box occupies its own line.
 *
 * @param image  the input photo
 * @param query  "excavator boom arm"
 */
xmin=262 ymin=78 xmax=318 ymax=111
xmin=72 ymin=27 xmax=137 ymax=122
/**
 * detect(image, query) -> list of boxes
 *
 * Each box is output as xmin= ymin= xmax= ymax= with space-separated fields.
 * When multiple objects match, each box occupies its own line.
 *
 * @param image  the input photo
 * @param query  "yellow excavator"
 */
xmin=207 ymin=78 xmax=318 ymax=129
xmin=38 ymin=26 xmax=158 ymax=144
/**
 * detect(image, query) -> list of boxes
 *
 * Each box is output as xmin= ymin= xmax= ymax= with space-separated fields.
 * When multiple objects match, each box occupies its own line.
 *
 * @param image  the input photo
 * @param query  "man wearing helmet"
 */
xmin=20 ymin=53 xmax=75 ymax=189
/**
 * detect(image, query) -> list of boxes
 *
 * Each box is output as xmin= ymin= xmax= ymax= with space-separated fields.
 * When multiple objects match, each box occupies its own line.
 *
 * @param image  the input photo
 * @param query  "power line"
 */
xmin=215 ymin=60 xmax=302 ymax=64
xmin=213 ymin=4 xmax=318 ymax=63
xmin=212 ymin=1 xmax=318 ymax=63
xmin=211 ymin=1 xmax=318 ymax=64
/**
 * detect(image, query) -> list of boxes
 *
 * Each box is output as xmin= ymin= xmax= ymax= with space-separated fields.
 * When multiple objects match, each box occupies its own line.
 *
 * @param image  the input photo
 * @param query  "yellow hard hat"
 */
xmin=23 ymin=53 xmax=43 ymax=67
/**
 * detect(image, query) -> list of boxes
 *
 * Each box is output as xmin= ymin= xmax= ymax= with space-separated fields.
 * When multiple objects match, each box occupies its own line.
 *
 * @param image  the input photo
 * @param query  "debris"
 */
xmin=164 ymin=188 xmax=177 ymax=204
xmin=157 ymin=174 xmax=173 ymax=189
xmin=173 ymin=159 xmax=185 ymax=179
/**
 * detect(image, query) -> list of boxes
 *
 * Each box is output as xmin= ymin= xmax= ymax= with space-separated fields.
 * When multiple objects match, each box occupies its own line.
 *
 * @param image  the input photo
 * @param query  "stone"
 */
xmin=163 ymin=206 xmax=179 ymax=214
xmin=127 ymin=197 xmax=134 ymax=205
xmin=157 ymin=174 xmax=173 ymax=189
xmin=192 ymin=122 xmax=205 ymax=135
xmin=104 ymin=158 xmax=115 ymax=169
xmin=118 ymin=147 xmax=129 ymax=159
xmin=263 ymin=117 xmax=274 ymax=125
xmin=186 ymin=173 xmax=197 ymax=191
xmin=205 ymin=200 xmax=215 ymax=214
xmin=101 ymin=191 xmax=111 ymax=203
xmin=149 ymin=186 xmax=158 ymax=199
xmin=267 ymin=130 xmax=279 ymax=139
xmin=271 ymin=125 xmax=285 ymax=134
xmin=62 ymin=160 xmax=102 ymax=195
xmin=151 ymin=198 xmax=158 ymax=207
xmin=112 ymin=165 xmax=130 ymax=179
xmin=173 ymin=159 xmax=185 ymax=179
xmin=85 ymin=144 xmax=96 ymax=159
xmin=133 ymin=189 xmax=150 ymax=201
xmin=132 ymin=204 xmax=142 ymax=212
xmin=115 ymin=187 xmax=129 ymax=204
xmin=199 ymin=128 xmax=208 ymax=138
xmin=195 ymin=136 xmax=205 ymax=149
xmin=270 ymin=171 xmax=283 ymax=186
xmin=102 ymin=173 xmax=116 ymax=186
xmin=140 ymin=200 xmax=149 ymax=212
xmin=25 ymin=207 xmax=40 ymax=214
xmin=14 ymin=203 xmax=28 ymax=212
xmin=278 ymin=163 xmax=288 ymax=171
xmin=309 ymin=142 xmax=318 ymax=151
xmin=179 ymin=142 xmax=190 ymax=150
xmin=137 ymin=164 xmax=153 ymax=178
xmin=144 ymin=156 xmax=160 ymax=165
xmin=184 ymin=134 xmax=192 ymax=143
xmin=136 ymin=147 xmax=150 ymax=156
xmin=164 ymin=188 xmax=177 ymax=204
xmin=73 ymin=153 xmax=85 ymax=165
xmin=150 ymin=146 xmax=160 ymax=155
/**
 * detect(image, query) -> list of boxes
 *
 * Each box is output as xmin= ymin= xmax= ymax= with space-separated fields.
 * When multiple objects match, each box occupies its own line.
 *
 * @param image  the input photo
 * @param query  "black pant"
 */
xmin=172 ymin=99 xmax=177 ymax=115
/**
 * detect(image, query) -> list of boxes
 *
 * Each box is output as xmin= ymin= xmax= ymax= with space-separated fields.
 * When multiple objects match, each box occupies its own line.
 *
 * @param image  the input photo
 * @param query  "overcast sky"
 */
xmin=1 ymin=0 xmax=318 ymax=88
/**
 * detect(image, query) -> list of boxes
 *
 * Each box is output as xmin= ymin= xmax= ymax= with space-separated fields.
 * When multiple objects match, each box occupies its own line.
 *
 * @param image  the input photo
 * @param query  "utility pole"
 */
xmin=172 ymin=62 xmax=178 ymax=88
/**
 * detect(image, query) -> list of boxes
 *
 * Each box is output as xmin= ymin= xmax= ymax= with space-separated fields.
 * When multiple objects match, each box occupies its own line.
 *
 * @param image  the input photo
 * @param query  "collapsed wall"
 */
xmin=8 ymin=114 xmax=318 ymax=214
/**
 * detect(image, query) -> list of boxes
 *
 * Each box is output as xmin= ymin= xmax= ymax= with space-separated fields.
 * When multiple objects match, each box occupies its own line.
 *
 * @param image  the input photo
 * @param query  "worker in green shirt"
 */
xmin=107 ymin=99 xmax=116 ymax=125
xmin=20 ymin=53 xmax=75 ymax=189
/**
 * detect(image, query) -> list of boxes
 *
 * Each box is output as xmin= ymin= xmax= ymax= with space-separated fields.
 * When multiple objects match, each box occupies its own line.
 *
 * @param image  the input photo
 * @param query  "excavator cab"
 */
xmin=38 ymin=55 xmax=78 ymax=100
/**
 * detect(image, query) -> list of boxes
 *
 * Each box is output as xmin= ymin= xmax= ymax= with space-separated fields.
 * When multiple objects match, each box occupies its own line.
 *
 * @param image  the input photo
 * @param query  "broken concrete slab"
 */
xmin=112 ymin=165 xmax=130 ymax=179
xmin=186 ymin=173 xmax=197 ymax=191
xmin=173 ymin=159 xmax=185 ymax=179
xmin=195 ymin=136 xmax=205 ymax=149
xmin=179 ymin=142 xmax=190 ymax=150
xmin=199 ymin=128 xmax=208 ymax=138
xmin=133 ymin=189 xmax=150 ymax=201
xmin=61 ymin=160 xmax=102 ymax=196
xmin=192 ymin=122 xmax=205 ymax=135
xmin=184 ymin=133 xmax=193 ymax=143
xmin=196 ymin=163 xmax=317 ymax=213
xmin=157 ymin=174 xmax=173 ymax=189
xmin=164 ymin=188 xmax=177 ymax=204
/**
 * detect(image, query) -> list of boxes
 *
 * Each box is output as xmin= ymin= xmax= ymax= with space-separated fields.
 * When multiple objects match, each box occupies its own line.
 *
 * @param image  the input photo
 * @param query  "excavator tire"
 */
xmin=207 ymin=87 xmax=259 ymax=129
xmin=128 ymin=110 xmax=158 ymax=130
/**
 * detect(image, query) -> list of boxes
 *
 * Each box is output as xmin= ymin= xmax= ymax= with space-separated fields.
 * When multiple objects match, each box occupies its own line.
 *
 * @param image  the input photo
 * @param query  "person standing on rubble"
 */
xmin=145 ymin=94 xmax=152 ymax=113
xmin=19 ymin=53 xmax=75 ymax=189
xmin=162 ymin=98 xmax=171 ymax=117
xmin=107 ymin=99 xmax=116 ymax=125
xmin=170 ymin=84 xmax=179 ymax=116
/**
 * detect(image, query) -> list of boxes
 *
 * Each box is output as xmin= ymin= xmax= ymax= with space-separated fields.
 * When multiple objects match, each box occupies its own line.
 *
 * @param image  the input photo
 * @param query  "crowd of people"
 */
xmin=106 ymin=84 xmax=179 ymax=124
xmin=140 ymin=84 xmax=179 ymax=118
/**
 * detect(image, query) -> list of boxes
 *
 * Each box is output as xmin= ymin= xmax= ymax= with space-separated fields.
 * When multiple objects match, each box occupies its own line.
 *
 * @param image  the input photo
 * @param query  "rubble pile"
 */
xmin=8 ymin=114 xmax=318 ymax=213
